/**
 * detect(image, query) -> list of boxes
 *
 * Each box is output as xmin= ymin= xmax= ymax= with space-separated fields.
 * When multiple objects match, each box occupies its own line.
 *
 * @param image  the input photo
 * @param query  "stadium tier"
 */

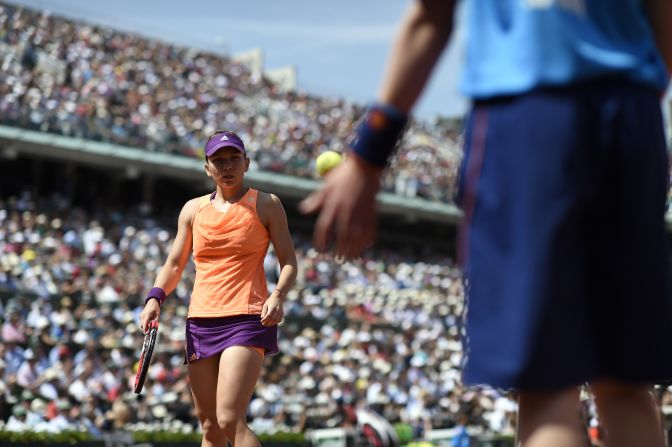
xmin=0 ymin=1 xmax=463 ymax=204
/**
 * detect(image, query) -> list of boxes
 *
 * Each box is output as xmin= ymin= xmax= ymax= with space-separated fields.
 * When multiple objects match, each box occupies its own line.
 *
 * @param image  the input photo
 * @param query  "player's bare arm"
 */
xmin=139 ymin=198 xmax=197 ymax=332
xmin=153 ymin=197 xmax=197 ymax=294
xmin=259 ymin=192 xmax=297 ymax=326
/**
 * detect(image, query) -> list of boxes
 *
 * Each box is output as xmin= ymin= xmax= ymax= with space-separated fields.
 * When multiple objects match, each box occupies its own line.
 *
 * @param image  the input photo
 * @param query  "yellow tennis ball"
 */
xmin=315 ymin=151 xmax=342 ymax=176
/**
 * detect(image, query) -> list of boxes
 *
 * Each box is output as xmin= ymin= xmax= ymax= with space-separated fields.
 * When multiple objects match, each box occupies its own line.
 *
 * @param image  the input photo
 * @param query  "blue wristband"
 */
xmin=144 ymin=287 xmax=166 ymax=306
xmin=350 ymin=102 xmax=408 ymax=168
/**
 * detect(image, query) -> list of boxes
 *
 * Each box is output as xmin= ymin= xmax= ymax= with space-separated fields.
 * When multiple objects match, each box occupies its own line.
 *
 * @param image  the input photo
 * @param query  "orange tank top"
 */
xmin=188 ymin=188 xmax=270 ymax=318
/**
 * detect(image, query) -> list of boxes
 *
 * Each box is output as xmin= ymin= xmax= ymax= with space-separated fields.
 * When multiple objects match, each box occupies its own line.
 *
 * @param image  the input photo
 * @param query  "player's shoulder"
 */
xmin=179 ymin=195 xmax=208 ymax=221
xmin=255 ymin=189 xmax=285 ymax=225
xmin=184 ymin=195 xmax=207 ymax=210
xmin=255 ymin=189 xmax=283 ymax=209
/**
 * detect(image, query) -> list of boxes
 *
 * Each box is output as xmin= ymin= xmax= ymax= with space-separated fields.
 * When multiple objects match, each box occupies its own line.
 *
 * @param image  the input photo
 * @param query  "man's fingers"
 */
xmin=300 ymin=187 xmax=335 ymax=251
xmin=313 ymin=197 xmax=338 ymax=252
xmin=334 ymin=190 xmax=352 ymax=255
xmin=335 ymin=204 xmax=368 ymax=259
xmin=347 ymin=224 xmax=368 ymax=259
xmin=349 ymin=215 xmax=376 ymax=259
xmin=299 ymin=188 xmax=327 ymax=215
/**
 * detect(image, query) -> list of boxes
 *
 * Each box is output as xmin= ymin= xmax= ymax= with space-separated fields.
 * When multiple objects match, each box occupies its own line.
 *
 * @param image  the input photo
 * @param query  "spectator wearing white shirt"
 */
xmin=16 ymin=348 xmax=39 ymax=390
xmin=6 ymin=405 xmax=28 ymax=432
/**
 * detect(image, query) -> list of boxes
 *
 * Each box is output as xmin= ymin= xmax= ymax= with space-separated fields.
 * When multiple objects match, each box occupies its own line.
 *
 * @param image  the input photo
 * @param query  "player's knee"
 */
xmin=217 ymin=408 xmax=239 ymax=432
xmin=199 ymin=417 xmax=224 ymax=442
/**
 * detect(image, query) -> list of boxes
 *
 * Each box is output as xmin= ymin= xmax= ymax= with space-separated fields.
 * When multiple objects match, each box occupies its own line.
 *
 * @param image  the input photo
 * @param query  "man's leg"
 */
xmin=517 ymin=387 xmax=584 ymax=447
xmin=591 ymin=380 xmax=665 ymax=447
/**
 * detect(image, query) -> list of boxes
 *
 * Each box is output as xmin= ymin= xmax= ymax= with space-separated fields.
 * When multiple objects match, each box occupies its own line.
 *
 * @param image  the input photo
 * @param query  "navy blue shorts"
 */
xmin=457 ymin=79 xmax=672 ymax=390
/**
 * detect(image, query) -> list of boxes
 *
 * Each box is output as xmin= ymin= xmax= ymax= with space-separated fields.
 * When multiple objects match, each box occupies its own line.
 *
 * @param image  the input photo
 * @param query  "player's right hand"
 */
xmin=139 ymin=300 xmax=160 ymax=334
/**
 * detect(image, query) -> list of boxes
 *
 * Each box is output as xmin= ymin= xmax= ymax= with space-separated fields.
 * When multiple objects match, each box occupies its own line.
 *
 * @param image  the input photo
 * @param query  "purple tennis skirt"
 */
xmin=184 ymin=314 xmax=279 ymax=364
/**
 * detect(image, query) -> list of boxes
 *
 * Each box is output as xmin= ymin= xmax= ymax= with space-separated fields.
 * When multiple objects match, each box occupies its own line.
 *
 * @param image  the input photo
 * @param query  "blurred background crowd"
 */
xmin=1 ymin=190 xmax=671 ymax=441
xmin=0 ymin=2 xmax=462 ymax=203
xmin=0 ymin=190 xmax=520 ymax=438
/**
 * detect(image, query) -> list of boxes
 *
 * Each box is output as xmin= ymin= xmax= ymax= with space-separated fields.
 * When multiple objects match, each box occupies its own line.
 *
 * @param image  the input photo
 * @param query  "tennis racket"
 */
xmin=134 ymin=320 xmax=158 ymax=394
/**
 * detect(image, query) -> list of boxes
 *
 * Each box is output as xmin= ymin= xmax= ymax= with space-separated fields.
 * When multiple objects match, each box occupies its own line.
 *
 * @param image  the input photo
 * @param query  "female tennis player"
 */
xmin=139 ymin=130 xmax=298 ymax=447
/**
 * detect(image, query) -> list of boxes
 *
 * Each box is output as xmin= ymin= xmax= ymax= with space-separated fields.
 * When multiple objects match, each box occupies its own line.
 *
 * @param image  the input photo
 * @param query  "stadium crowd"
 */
xmin=0 ymin=189 xmax=523 ymax=438
xmin=0 ymin=2 xmax=462 ymax=203
xmin=1 ymin=190 xmax=671 ymax=442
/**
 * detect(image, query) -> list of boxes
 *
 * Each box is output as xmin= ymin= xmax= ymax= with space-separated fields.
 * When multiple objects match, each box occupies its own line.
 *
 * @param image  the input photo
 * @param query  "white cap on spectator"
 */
xmin=152 ymin=405 xmax=168 ymax=418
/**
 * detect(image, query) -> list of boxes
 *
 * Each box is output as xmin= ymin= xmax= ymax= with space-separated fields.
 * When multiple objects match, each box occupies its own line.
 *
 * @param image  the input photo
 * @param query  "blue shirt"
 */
xmin=461 ymin=0 xmax=668 ymax=98
xmin=452 ymin=426 xmax=471 ymax=447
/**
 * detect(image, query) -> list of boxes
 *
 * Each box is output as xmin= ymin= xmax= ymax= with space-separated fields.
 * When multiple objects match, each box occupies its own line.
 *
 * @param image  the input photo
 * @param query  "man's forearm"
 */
xmin=377 ymin=0 xmax=456 ymax=113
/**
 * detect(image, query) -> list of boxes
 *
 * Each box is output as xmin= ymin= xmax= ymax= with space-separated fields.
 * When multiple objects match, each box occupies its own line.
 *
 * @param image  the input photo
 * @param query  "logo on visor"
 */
xmin=220 ymin=135 xmax=229 ymax=141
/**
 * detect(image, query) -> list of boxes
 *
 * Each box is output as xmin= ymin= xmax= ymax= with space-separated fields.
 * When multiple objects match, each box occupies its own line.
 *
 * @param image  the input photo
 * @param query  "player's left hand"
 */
xmin=261 ymin=293 xmax=284 ymax=326
xmin=299 ymin=154 xmax=382 ymax=259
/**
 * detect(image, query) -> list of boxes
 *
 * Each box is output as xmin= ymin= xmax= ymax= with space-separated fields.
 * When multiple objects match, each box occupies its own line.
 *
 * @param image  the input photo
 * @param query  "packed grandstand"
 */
xmin=0 ymin=1 xmax=671 ymax=446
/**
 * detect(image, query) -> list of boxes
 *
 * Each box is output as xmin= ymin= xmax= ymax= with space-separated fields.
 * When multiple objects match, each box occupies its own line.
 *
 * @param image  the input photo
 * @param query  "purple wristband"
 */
xmin=144 ymin=287 xmax=166 ymax=306
xmin=350 ymin=102 xmax=409 ymax=168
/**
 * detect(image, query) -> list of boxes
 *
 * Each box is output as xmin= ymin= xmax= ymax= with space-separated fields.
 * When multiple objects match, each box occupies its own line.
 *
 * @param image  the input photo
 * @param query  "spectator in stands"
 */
xmin=2 ymin=305 xmax=26 ymax=343
xmin=5 ymin=405 xmax=28 ymax=431
xmin=451 ymin=412 xmax=471 ymax=447
xmin=15 ymin=348 xmax=39 ymax=390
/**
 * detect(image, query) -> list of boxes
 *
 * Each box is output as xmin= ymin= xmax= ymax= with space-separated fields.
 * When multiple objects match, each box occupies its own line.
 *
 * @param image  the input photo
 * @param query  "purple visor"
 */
xmin=205 ymin=131 xmax=246 ymax=156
